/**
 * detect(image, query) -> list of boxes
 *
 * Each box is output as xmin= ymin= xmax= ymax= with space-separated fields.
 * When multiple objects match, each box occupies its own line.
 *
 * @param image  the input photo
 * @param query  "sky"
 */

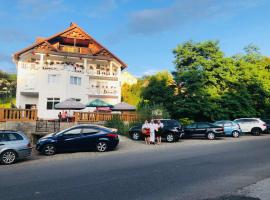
xmin=0 ymin=0 xmax=269 ymax=77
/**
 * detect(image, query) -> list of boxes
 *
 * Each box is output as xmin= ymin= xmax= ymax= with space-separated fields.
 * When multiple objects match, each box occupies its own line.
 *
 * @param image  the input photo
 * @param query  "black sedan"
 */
xmin=36 ymin=125 xmax=119 ymax=155
xmin=129 ymin=119 xmax=184 ymax=142
xmin=183 ymin=122 xmax=224 ymax=140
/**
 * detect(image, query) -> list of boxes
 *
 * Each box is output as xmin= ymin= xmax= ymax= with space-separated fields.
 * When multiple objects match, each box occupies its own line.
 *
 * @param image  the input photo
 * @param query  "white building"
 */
xmin=13 ymin=23 xmax=127 ymax=119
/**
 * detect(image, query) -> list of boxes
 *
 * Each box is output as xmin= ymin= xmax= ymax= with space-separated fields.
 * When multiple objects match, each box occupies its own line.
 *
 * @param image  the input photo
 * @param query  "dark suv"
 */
xmin=128 ymin=119 xmax=184 ymax=142
xmin=183 ymin=122 xmax=224 ymax=140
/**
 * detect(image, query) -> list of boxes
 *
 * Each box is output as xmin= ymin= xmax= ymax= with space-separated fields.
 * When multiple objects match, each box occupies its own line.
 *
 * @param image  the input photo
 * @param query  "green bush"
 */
xmin=105 ymin=115 xmax=129 ymax=135
xmin=179 ymin=118 xmax=194 ymax=126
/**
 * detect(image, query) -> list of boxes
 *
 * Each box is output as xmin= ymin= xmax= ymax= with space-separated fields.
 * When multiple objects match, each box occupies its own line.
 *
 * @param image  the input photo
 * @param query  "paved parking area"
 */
xmin=17 ymin=134 xmax=270 ymax=165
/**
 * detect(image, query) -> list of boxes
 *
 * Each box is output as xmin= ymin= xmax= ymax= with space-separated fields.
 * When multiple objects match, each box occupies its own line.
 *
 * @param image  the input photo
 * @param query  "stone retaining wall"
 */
xmin=0 ymin=121 xmax=108 ymax=144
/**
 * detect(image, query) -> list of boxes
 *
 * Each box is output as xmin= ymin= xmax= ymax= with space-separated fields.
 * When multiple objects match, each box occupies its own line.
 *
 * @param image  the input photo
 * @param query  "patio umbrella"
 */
xmin=86 ymin=99 xmax=113 ymax=108
xmin=111 ymin=102 xmax=136 ymax=112
xmin=55 ymin=98 xmax=86 ymax=110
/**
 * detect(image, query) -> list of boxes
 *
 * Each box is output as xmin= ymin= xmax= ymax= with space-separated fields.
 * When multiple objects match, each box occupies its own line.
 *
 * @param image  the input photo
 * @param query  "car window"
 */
xmin=167 ymin=120 xmax=180 ymax=127
xmin=186 ymin=123 xmax=196 ymax=128
xmin=214 ymin=122 xmax=224 ymax=126
xmin=197 ymin=123 xmax=211 ymax=128
xmin=82 ymin=128 xmax=100 ymax=135
xmin=63 ymin=128 xmax=82 ymax=136
xmin=224 ymin=122 xmax=232 ymax=127
xmin=161 ymin=120 xmax=168 ymax=126
xmin=0 ymin=133 xmax=9 ymax=142
xmin=6 ymin=133 xmax=23 ymax=141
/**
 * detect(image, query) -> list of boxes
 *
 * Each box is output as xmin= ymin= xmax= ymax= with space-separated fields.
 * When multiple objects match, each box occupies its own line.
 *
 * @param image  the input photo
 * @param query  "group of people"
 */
xmin=142 ymin=119 xmax=164 ymax=145
xmin=58 ymin=111 xmax=71 ymax=122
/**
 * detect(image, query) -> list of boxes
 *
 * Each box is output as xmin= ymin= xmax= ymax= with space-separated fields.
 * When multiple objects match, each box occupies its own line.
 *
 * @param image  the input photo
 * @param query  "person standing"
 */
xmin=156 ymin=120 xmax=164 ymax=145
xmin=142 ymin=120 xmax=150 ymax=144
xmin=149 ymin=119 xmax=157 ymax=144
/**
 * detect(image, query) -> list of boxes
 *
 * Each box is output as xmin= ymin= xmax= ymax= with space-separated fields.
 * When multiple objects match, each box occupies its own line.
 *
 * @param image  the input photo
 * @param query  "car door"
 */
xmin=80 ymin=127 xmax=101 ymax=150
xmin=184 ymin=123 xmax=197 ymax=136
xmin=56 ymin=128 xmax=83 ymax=152
xmin=223 ymin=122 xmax=233 ymax=135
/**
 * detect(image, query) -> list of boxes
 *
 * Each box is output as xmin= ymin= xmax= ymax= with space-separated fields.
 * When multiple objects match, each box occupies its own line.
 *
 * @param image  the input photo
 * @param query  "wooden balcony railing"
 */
xmin=0 ymin=108 xmax=38 ymax=122
xmin=74 ymin=112 xmax=138 ymax=122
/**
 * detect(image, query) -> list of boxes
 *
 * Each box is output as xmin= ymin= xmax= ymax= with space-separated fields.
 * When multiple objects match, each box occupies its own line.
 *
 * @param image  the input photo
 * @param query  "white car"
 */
xmin=234 ymin=118 xmax=266 ymax=136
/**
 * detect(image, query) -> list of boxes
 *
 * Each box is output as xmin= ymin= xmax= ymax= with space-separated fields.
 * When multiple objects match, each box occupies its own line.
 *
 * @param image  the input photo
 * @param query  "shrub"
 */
xmin=179 ymin=118 xmax=194 ymax=126
xmin=105 ymin=115 xmax=129 ymax=135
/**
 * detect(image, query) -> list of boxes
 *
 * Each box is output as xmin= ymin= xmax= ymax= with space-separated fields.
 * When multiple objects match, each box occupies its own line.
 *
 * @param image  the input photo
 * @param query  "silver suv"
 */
xmin=234 ymin=118 xmax=266 ymax=136
xmin=0 ymin=131 xmax=32 ymax=165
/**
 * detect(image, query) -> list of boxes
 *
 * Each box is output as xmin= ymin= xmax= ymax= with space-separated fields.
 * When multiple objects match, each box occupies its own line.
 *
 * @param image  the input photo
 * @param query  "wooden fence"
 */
xmin=74 ymin=112 xmax=138 ymax=122
xmin=0 ymin=108 xmax=37 ymax=122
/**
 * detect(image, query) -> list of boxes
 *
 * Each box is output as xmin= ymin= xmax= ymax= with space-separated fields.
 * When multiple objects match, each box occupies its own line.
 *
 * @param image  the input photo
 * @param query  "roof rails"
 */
xmin=0 ymin=130 xmax=18 ymax=132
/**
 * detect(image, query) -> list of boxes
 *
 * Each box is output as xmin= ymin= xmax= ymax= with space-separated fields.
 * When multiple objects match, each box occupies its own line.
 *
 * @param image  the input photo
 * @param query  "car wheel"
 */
xmin=166 ymin=133 xmax=175 ymax=143
xmin=207 ymin=132 xmax=215 ymax=140
xmin=251 ymin=128 xmax=262 ymax=136
xmin=42 ymin=144 xmax=56 ymax=156
xmin=0 ymin=150 xmax=17 ymax=165
xmin=96 ymin=141 xmax=108 ymax=152
xmin=131 ymin=132 xmax=140 ymax=140
xmin=232 ymin=130 xmax=240 ymax=138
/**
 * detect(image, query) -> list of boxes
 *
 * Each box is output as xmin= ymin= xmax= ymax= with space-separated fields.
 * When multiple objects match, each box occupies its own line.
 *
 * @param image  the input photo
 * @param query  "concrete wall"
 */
xmin=0 ymin=121 xmax=107 ymax=144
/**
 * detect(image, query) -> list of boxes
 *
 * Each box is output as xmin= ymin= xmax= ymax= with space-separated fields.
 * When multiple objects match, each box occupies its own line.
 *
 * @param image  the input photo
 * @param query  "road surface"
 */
xmin=1 ymin=136 xmax=270 ymax=200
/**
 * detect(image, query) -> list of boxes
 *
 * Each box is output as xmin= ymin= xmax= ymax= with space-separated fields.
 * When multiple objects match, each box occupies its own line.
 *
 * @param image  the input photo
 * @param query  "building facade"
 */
xmin=13 ymin=23 xmax=127 ymax=119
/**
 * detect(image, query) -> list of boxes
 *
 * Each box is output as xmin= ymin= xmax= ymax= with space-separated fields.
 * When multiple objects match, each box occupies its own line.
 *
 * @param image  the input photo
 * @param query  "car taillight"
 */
xmin=106 ymin=133 xmax=118 ymax=138
xmin=27 ymin=143 xmax=31 ymax=148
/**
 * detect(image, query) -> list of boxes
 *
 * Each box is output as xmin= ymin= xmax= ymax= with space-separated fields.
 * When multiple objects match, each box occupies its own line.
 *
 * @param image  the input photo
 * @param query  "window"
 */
xmin=7 ymin=133 xmax=23 ymax=141
xmin=48 ymin=74 xmax=60 ymax=84
xmin=70 ymin=76 xmax=81 ymax=86
xmin=63 ymin=128 xmax=82 ymax=137
xmin=0 ymin=133 xmax=23 ymax=141
xmin=47 ymin=98 xmax=60 ymax=110
xmin=0 ymin=133 xmax=8 ymax=142
xmin=82 ymin=128 xmax=99 ymax=135
xmin=187 ymin=123 xmax=196 ymax=129
xmin=224 ymin=122 xmax=232 ymax=127
xmin=197 ymin=123 xmax=211 ymax=128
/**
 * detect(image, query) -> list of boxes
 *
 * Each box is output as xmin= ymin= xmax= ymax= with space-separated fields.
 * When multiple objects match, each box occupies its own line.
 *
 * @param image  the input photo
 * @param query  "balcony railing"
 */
xmin=74 ymin=112 xmax=138 ymax=122
xmin=0 ymin=108 xmax=37 ymax=122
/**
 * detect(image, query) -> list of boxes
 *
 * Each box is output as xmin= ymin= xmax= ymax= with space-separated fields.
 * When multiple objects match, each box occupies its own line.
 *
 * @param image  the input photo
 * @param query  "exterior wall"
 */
xmin=16 ymin=55 xmax=122 ymax=119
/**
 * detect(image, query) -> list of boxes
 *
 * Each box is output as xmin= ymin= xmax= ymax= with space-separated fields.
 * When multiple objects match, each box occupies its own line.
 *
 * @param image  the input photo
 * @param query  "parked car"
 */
xmin=36 ymin=125 xmax=119 ymax=156
xmin=213 ymin=120 xmax=242 ymax=138
xmin=261 ymin=119 xmax=270 ymax=134
xmin=183 ymin=122 xmax=224 ymax=140
xmin=234 ymin=118 xmax=266 ymax=136
xmin=129 ymin=119 xmax=184 ymax=142
xmin=0 ymin=130 xmax=32 ymax=165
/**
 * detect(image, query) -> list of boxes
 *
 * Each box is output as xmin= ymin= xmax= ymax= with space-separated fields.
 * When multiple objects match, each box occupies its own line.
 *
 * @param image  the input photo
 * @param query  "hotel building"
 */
xmin=13 ymin=23 xmax=127 ymax=119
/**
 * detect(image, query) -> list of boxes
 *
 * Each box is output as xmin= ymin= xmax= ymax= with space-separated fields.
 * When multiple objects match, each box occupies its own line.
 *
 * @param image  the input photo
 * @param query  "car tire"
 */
xmin=251 ymin=128 xmax=262 ymax=136
xmin=0 ymin=150 xmax=17 ymax=165
xmin=166 ymin=133 xmax=175 ymax=143
xmin=232 ymin=130 xmax=240 ymax=138
xmin=131 ymin=132 xmax=140 ymax=140
xmin=206 ymin=132 xmax=215 ymax=140
xmin=96 ymin=141 xmax=108 ymax=152
xmin=42 ymin=144 xmax=56 ymax=156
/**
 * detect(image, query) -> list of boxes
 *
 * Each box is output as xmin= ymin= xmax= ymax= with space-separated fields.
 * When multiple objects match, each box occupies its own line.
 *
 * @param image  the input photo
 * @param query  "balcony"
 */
xmin=87 ymin=88 xmax=118 ymax=98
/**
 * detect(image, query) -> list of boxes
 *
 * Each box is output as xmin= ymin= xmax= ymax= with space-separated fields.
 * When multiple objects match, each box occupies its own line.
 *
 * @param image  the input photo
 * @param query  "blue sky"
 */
xmin=0 ymin=0 xmax=269 ymax=77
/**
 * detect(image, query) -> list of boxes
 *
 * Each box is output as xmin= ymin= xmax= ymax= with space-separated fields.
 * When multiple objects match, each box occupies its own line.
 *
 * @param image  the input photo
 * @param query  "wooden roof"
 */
xmin=13 ymin=23 xmax=127 ymax=69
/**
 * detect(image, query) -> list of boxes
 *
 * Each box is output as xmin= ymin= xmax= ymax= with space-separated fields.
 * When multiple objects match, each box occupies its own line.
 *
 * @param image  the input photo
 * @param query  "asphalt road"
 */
xmin=1 ymin=136 xmax=270 ymax=200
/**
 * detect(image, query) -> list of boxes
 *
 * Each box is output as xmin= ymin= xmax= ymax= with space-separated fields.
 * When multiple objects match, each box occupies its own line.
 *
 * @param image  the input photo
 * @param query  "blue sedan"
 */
xmin=36 ymin=125 xmax=119 ymax=155
xmin=213 ymin=120 xmax=242 ymax=138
